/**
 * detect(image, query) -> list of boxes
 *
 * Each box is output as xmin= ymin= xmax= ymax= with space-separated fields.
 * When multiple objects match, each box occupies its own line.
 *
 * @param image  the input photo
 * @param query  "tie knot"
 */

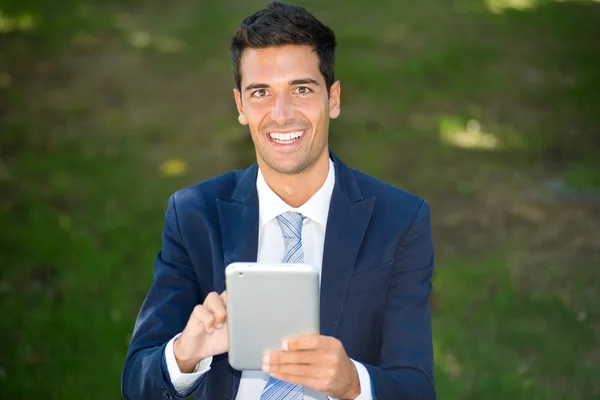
xmin=276 ymin=211 xmax=304 ymax=240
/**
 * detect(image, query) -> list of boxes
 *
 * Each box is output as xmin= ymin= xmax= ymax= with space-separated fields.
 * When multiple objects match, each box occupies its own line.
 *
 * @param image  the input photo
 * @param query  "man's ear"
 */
xmin=329 ymin=81 xmax=341 ymax=119
xmin=233 ymin=88 xmax=248 ymax=125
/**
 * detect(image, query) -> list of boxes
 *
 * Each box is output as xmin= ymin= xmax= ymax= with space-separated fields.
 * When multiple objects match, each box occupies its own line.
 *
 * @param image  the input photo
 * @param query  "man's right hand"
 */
xmin=173 ymin=291 xmax=229 ymax=373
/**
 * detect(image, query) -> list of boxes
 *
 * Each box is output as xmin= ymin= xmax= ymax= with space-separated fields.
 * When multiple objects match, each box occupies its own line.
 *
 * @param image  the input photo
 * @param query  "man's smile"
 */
xmin=266 ymin=129 xmax=307 ymax=147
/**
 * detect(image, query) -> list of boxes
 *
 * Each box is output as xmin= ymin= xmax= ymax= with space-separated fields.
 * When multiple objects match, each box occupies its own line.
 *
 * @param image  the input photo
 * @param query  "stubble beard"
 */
xmin=261 ymin=148 xmax=313 ymax=176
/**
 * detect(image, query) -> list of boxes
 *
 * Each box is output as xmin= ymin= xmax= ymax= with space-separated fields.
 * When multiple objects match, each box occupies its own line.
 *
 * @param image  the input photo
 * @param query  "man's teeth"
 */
xmin=269 ymin=131 xmax=304 ymax=143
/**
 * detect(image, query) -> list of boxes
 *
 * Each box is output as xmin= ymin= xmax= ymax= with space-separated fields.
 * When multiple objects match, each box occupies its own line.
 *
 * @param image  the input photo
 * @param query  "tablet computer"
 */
xmin=225 ymin=262 xmax=320 ymax=370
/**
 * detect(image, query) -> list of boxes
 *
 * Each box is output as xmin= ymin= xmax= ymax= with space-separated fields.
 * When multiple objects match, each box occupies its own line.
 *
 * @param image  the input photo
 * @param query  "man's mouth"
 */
xmin=268 ymin=130 xmax=305 ymax=145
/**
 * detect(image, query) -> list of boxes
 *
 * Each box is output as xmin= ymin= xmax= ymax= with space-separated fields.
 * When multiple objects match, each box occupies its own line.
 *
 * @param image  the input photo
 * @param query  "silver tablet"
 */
xmin=225 ymin=262 xmax=320 ymax=370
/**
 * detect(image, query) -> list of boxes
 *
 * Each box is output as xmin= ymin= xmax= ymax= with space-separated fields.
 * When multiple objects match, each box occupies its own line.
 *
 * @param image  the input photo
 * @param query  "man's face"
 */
xmin=234 ymin=45 xmax=341 ymax=175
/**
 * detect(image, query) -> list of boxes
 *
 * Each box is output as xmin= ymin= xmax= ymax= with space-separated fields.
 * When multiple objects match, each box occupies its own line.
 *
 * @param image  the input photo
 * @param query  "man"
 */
xmin=121 ymin=2 xmax=435 ymax=399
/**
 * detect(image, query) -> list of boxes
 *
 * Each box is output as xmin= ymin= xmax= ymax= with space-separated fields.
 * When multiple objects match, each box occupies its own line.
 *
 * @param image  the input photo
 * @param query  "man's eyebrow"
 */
xmin=244 ymin=83 xmax=270 ymax=91
xmin=290 ymin=78 xmax=320 ymax=86
xmin=244 ymin=79 xmax=321 ymax=92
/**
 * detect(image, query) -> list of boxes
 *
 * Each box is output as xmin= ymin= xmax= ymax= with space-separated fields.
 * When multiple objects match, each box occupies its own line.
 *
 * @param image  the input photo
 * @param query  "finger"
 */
xmin=264 ymin=350 xmax=335 ymax=367
xmin=190 ymin=304 xmax=216 ymax=333
xmin=220 ymin=291 xmax=227 ymax=306
xmin=204 ymin=292 xmax=227 ymax=327
xmin=266 ymin=363 xmax=335 ymax=379
xmin=284 ymin=335 xmax=334 ymax=351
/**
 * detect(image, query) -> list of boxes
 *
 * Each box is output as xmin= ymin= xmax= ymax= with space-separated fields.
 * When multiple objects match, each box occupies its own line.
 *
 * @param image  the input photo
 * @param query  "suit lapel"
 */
xmin=216 ymin=164 xmax=259 ymax=394
xmin=320 ymin=155 xmax=375 ymax=338
xmin=216 ymin=164 xmax=259 ymax=288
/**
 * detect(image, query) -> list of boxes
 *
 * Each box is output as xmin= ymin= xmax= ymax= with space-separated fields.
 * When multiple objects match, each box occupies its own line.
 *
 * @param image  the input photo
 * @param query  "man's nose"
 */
xmin=271 ymin=94 xmax=295 ymax=125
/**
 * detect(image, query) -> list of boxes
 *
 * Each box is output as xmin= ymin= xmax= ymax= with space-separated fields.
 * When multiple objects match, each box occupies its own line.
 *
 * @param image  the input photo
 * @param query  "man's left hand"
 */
xmin=262 ymin=335 xmax=361 ymax=399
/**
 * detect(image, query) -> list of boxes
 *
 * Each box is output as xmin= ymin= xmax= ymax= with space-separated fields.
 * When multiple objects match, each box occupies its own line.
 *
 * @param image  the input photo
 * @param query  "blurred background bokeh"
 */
xmin=1 ymin=0 xmax=599 ymax=398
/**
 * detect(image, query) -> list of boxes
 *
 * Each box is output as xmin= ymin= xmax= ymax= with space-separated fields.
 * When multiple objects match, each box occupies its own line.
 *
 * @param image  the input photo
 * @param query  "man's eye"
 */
xmin=295 ymin=86 xmax=312 ymax=95
xmin=252 ymin=89 xmax=267 ymax=97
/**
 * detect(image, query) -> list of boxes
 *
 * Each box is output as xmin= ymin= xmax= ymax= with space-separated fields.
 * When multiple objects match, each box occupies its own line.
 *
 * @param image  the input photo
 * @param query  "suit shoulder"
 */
xmin=351 ymin=169 xmax=429 ymax=213
xmin=170 ymin=169 xmax=243 ymax=209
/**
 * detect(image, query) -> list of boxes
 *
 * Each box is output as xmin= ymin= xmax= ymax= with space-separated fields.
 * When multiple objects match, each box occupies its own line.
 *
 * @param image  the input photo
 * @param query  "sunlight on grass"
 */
xmin=483 ymin=0 xmax=600 ymax=13
xmin=440 ymin=117 xmax=499 ymax=150
xmin=0 ymin=11 xmax=36 ymax=33
xmin=484 ymin=0 xmax=539 ymax=14
xmin=129 ymin=31 xmax=152 ymax=48
xmin=160 ymin=158 xmax=188 ymax=177
xmin=128 ymin=31 xmax=184 ymax=53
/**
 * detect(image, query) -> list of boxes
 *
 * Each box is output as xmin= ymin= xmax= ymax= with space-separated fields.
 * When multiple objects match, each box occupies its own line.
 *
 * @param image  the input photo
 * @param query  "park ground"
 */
xmin=0 ymin=0 xmax=599 ymax=398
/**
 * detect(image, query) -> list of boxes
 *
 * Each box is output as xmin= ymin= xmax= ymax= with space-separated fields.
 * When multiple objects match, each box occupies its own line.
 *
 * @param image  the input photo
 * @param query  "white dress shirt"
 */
xmin=164 ymin=158 xmax=373 ymax=399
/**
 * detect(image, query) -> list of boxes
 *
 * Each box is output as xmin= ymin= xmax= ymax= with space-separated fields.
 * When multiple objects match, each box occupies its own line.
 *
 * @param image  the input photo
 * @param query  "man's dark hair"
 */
xmin=230 ymin=1 xmax=337 ymax=94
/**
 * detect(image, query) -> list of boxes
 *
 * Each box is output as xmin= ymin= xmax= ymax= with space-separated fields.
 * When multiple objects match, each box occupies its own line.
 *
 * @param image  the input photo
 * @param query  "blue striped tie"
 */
xmin=260 ymin=211 xmax=305 ymax=400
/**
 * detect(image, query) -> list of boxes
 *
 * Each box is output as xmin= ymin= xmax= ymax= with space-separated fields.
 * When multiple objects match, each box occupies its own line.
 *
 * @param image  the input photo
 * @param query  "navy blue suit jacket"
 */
xmin=121 ymin=153 xmax=436 ymax=399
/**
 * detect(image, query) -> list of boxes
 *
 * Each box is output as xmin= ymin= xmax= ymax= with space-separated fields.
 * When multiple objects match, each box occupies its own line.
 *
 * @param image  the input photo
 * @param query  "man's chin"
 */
xmin=266 ymin=159 xmax=310 ymax=176
xmin=274 ymin=165 xmax=309 ymax=176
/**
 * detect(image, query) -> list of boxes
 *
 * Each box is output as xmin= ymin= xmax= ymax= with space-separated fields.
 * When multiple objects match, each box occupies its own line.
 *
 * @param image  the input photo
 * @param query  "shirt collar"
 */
xmin=257 ymin=158 xmax=335 ymax=227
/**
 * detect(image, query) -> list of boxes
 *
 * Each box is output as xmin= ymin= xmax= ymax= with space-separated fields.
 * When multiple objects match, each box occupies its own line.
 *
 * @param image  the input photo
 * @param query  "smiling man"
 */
xmin=121 ymin=2 xmax=436 ymax=400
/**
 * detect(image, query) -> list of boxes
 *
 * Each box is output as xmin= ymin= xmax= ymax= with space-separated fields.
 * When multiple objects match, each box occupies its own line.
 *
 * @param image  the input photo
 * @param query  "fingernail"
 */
xmin=207 ymin=327 xmax=214 ymax=334
xmin=262 ymin=354 xmax=270 ymax=365
xmin=216 ymin=323 xmax=223 ymax=329
xmin=262 ymin=363 xmax=270 ymax=372
xmin=281 ymin=340 xmax=288 ymax=351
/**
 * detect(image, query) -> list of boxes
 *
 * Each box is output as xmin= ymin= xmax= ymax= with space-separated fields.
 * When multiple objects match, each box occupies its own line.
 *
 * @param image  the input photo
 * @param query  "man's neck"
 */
xmin=260 ymin=151 xmax=330 ymax=208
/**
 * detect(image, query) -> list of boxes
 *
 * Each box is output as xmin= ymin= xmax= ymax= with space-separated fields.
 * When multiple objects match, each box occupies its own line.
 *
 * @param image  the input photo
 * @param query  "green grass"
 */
xmin=1 ymin=0 xmax=599 ymax=398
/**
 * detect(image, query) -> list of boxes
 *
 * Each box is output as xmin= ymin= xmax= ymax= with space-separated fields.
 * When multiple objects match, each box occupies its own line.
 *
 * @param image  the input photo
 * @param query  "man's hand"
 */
xmin=173 ymin=291 xmax=229 ymax=373
xmin=262 ymin=335 xmax=361 ymax=399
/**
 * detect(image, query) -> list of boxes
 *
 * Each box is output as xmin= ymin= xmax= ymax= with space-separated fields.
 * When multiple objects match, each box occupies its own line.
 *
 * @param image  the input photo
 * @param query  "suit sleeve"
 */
xmin=363 ymin=199 xmax=436 ymax=399
xmin=121 ymin=194 xmax=208 ymax=399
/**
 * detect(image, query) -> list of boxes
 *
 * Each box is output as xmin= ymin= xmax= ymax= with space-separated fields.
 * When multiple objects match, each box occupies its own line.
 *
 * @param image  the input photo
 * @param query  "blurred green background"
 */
xmin=1 ymin=0 xmax=599 ymax=398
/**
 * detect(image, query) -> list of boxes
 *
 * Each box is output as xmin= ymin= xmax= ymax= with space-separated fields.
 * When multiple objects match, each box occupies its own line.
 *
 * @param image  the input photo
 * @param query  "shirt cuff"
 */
xmin=328 ymin=359 xmax=373 ymax=400
xmin=352 ymin=359 xmax=374 ymax=399
xmin=164 ymin=333 xmax=213 ymax=394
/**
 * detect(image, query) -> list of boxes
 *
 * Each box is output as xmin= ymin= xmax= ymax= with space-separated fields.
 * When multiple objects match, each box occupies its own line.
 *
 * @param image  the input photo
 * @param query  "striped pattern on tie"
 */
xmin=277 ymin=211 xmax=305 ymax=264
xmin=260 ymin=211 xmax=305 ymax=400
xmin=261 ymin=379 xmax=303 ymax=400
